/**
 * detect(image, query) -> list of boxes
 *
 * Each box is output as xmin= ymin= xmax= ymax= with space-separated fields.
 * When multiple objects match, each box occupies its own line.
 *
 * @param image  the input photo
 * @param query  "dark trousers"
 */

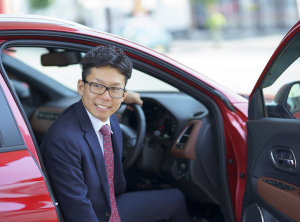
xmin=116 ymin=188 xmax=192 ymax=222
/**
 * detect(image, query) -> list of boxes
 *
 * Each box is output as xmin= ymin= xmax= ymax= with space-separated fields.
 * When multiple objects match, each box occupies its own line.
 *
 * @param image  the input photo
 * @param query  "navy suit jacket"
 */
xmin=41 ymin=100 xmax=126 ymax=222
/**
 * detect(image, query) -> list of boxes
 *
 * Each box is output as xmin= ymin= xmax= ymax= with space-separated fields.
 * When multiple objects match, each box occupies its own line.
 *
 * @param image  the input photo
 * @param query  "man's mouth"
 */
xmin=96 ymin=104 xmax=109 ymax=109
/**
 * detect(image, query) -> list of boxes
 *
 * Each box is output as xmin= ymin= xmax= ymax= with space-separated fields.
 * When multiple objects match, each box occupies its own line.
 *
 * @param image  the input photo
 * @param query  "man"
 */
xmin=41 ymin=45 xmax=191 ymax=222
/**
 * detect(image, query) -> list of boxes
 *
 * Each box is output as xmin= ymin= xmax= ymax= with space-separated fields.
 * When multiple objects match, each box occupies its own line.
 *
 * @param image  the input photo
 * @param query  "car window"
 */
xmin=263 ymin=57 xmax=300 ymax=102
xmin=8 ymin=76 xmax=30 ymax=105
xmin=8 ymin=47 xmax=178 ymax=93
xmin=0 ymin=85 xmax=23 ymax=147
xmin=127 ymin=69 xmax=178 ymax=92
xmin=8 ymin=47 xmax=83 ymax=92
xmin=261 ymin=34 xmax=300 ymax=119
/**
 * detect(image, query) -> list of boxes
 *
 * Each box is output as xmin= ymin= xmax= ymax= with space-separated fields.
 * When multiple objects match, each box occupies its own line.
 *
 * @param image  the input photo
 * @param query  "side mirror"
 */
xmin=286 ymin=83 xmax=300 ymax=119
xmin=267 ymin=81 xmax=300 ymax=119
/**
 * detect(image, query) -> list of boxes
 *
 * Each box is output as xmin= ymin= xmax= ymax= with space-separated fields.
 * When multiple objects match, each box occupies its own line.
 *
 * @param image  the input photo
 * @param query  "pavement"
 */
xmin=165 ymin=34 xmax=286 ymax=97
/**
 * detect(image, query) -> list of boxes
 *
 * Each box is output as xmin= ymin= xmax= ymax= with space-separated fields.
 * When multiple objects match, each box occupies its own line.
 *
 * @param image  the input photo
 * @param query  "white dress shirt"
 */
xmin=85 ymin=109 xmax=112 ymax=155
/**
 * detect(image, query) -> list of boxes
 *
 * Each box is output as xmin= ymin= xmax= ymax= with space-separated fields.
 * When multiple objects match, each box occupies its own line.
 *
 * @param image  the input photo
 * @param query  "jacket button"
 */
xmin=105 ymin=212 xmax=110 ymax=217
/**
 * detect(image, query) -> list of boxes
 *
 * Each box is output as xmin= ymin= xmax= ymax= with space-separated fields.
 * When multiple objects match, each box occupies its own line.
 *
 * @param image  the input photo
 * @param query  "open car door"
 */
xmin=242 ymin=21 xmax=300 ymax=222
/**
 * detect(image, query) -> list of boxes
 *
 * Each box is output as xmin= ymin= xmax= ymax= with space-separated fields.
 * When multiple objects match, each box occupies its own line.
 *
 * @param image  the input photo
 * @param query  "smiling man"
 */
xmin=41 ymin=45 xmax=191 ymax=222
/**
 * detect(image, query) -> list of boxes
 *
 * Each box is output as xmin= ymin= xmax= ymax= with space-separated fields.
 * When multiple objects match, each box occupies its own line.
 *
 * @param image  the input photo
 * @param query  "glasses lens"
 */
xmin=90 ymin=83 xmax=106 ymax=94
xmin=109 ymin=88 xmax=124 ymax=98
xmin=90 ymin=83 xmax=124 ymax=98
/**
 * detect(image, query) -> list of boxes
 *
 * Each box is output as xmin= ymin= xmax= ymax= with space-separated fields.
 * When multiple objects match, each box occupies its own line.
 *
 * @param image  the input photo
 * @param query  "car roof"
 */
xmin=0 ymin=14 xmax=248 ymax=104
xmin=0 ymin=14 xmax=90 ymax=30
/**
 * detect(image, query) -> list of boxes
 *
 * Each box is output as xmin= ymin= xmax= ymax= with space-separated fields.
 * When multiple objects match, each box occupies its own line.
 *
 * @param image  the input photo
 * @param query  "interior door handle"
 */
xmin=278 ymin=158 xmax=295 ymax=167
xmin=271 ymin=147 xmax=296 ymax=170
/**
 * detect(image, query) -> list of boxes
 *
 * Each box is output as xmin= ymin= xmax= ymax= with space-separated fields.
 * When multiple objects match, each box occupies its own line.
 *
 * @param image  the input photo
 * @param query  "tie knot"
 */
xmin=100 ymin=124 xmax=111 ymax=136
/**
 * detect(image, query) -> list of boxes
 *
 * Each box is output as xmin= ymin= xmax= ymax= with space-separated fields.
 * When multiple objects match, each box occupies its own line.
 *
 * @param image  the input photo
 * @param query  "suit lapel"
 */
xmin=75 ymin=100 xmax=111 ymax=207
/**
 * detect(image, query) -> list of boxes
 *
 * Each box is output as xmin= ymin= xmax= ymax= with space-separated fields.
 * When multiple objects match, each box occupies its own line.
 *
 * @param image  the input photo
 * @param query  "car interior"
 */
xmin=1 ymin=44 xmax=229 ymax=221
xmin=242 ymin=32 xmax=300 ymax=222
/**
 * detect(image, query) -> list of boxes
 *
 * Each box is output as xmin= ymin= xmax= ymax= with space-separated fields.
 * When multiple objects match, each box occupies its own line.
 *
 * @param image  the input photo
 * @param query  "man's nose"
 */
xmin=100 ymin=89 xmax=111 ymax=100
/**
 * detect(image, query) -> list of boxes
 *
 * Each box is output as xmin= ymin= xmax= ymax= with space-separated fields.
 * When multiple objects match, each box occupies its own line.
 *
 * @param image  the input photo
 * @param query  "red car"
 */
xmin=1 ymin=14 xmax=300 ymax=222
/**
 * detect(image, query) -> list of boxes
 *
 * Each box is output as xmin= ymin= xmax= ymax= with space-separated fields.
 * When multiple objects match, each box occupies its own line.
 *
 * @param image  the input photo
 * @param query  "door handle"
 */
xmin=271 ymin=147 xmax=296 ymax=170
xmin=278 ymin=158 xmax=295 ymax=167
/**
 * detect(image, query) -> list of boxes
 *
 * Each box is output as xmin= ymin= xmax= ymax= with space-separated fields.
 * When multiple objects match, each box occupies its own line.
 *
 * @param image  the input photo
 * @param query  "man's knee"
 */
xmin=166 ymin=189 xmax=186 ymax=209
xmin=164 ymin=189 xmax=191 ymax=222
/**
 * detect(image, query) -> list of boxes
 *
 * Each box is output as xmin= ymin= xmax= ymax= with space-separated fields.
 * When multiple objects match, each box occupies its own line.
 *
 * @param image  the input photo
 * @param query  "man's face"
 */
xmin=78 ymin=66 xmax=127 ymax=122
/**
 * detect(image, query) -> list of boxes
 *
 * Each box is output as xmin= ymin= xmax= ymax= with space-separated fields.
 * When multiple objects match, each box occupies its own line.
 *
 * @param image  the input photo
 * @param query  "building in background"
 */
xmin=1 ymin=0 xmax=299 ymax=42
xmin=192 ymin=0 xmax=298 ymax=36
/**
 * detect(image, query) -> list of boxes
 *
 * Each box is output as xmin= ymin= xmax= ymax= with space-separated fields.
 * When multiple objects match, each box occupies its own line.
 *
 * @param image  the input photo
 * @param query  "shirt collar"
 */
xmin=85 ymin=108 xmax=112 ymax=133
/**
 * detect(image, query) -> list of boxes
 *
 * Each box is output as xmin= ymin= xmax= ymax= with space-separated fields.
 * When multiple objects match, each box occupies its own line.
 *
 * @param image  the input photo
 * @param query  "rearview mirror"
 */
xmin=41 ymin=51 xmax=82 ymax=66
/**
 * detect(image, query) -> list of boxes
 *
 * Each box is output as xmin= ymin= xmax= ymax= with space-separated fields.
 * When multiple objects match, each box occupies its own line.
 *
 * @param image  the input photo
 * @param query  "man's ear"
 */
xmin=121 ymin=90 xmax=127 ymax=102
xmin=77 ymin=79 xmax=84 ymax=96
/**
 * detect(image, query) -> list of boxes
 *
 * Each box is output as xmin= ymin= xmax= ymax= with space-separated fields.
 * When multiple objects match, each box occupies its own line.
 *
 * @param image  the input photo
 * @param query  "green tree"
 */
xmin=29 ymin=0 xmax=56 ymax=10
xmin=191 ymin=0 xmax=217 ymax=6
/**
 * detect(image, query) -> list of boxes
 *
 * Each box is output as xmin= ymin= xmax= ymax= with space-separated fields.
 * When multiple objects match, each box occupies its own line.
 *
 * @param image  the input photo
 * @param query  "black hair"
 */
xmin=80 ymin=45 xmax=132 ymax=86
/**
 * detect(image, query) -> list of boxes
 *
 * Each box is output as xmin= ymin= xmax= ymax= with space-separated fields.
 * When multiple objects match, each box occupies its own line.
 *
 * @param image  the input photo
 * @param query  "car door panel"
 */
xmin=0 ymin=150 xmax=59 ymax=222
xmin=0 ymin=77 xmax=59 ymax=221
xmin=257 ymin=177 xmax=300 ymax=222
xmin=248 ymin=118 xmax=300 ymax=181
xmin=243 ymin=118 xmax=300 ymax=222
xmin=241 ymin=22 xmax=300 ymax=222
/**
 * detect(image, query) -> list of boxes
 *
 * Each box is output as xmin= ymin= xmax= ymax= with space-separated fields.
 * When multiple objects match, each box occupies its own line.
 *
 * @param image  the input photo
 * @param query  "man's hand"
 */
xmin=124 ymin=91 xmax=143 ymax=107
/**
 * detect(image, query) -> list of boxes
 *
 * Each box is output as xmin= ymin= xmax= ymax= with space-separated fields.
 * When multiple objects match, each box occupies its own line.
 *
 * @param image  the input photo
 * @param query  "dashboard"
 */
xmin=121 ymin=92 xmax=209 ymax=142
xmin=118 ymin=92 xmax=223 ymax=205
xmin=144 ymin=101 xmax=176 ymax=141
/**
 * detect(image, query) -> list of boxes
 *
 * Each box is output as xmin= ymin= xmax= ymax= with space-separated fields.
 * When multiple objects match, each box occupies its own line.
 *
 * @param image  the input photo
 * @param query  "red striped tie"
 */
xmin=100 ymin=125 xmax=121 ymax=222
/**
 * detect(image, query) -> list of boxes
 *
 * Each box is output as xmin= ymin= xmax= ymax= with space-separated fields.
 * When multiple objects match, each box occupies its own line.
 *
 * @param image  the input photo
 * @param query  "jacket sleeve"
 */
xmin=42 ymin=134 xmax=100 ymax=222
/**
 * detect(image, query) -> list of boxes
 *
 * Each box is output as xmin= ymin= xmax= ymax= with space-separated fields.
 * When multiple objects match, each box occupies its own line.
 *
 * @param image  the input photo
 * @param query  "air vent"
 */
xmin=37 ymin=112 xmax=59 ymax=121
xmin=176 ymin=124 xmax=194 ymax=149
xmin=193 ymin=111 xmax=204 ymax=117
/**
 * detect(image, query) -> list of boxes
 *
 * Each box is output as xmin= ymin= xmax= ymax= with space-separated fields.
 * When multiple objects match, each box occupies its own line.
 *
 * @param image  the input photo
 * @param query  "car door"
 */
xmin=0 ymin=58 xmax=60 ymax=221
xmin=242 ymin=21 xmax=300 ymax=222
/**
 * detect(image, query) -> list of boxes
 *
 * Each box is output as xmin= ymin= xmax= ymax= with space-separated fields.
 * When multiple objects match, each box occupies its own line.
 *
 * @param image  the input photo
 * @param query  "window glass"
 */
xmin=127 ymin=69 xmax=178 ymax=92
xmin=9 ymin=47 xmax=178 ymax=92
xmin=263 ymin=57 xmax=300 ymax=102
xmin=0 ymin=86 xmax=23 ymax=147
xmin=10 ymin=47 xmax=82 ymax=91
xmin=261 ymin=34 xmax=300 ymax=119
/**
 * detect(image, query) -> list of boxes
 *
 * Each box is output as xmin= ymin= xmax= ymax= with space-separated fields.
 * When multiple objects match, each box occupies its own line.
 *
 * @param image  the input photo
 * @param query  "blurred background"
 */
xmin=1 ymin=0 xmax=299 ymax=97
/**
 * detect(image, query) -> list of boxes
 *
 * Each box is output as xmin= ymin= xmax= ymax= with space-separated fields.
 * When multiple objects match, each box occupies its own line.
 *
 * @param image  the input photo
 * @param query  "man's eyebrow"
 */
xmin=92 ymin=78 xmax=103 ymax=83
xmin=110 ymin=83 xmax=123 ymax=87
xmin=92 ymin=78 xmax=123 ymax=87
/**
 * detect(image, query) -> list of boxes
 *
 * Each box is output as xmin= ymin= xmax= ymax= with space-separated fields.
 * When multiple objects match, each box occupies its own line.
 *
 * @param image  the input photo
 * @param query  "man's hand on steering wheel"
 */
xmin=123 ymin=91 xmax=143 ymax=111
xmin=120 ymin=91 xmax=145 ymax=171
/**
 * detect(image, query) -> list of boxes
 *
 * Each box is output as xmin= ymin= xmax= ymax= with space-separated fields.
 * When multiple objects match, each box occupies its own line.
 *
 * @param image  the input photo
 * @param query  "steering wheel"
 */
xmin=120 ymin=104 xmax=146 ymax=171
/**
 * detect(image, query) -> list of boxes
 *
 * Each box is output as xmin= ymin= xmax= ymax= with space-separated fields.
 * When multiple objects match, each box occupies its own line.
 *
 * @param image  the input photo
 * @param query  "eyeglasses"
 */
xmin=83 ymin=80 xmax=126 ymax=98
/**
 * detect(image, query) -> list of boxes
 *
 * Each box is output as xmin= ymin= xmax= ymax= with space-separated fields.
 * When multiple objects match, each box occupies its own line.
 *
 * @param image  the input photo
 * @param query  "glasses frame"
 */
xmin=83 ymin=80 xmax=126 ymax=98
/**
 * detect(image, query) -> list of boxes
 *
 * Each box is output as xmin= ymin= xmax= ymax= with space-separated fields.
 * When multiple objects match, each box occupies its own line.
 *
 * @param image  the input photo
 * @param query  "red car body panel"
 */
xmin=0 ymin=73 xmax=59 ymax=221
xmin=3 ymin=14 xmax=298 ymax=222
xmin=0 ymin=150 xmax=58 ymax=222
